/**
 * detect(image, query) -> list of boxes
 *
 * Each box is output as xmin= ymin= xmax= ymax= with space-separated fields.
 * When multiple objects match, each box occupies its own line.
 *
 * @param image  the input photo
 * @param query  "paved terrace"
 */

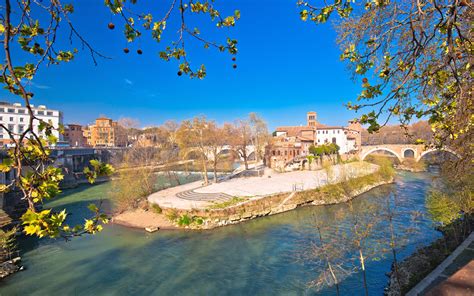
xmin=148 ymin=162 xmax=378 ymax=210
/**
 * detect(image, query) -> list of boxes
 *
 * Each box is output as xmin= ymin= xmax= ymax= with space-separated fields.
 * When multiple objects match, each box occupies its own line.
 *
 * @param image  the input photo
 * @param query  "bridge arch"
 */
xmin=416 ymin=148 xmax=460 ymax=162
xmin=402 ymin=148 xmax=416 ymax=158
xmin=247 ymin=151 xmax=256 ymax=161
xmin=217 ymin=148 xmax=240 ymax=160
xmin=360 ymin=147 xmax=403 ymax=163
xmin=184 ymin=149 xmax=207 ymax=160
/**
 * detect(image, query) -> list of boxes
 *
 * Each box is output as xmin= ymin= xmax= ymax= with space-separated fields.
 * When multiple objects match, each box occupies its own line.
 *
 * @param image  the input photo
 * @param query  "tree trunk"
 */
xmin=359 ymin=249 xmax=369 ymax=296
xmin=255 ymin=135 xmax=260 ymax=163
xmin=242 ymin=148 xmax=249 ymax=170
xmin=213 ymin=160 xmax=218 ymax=183
xmin=201 ymin=155 xmax=208 ymax=185
xmin=318 ymin=226 xmax=340 ymax=296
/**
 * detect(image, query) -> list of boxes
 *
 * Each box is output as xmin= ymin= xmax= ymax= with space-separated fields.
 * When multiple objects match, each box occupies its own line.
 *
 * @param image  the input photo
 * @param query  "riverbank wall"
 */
xmin=160 ymin=168 xmax=395 ymax=230
xmin=385 ymin=217 xmax=474 ymax=295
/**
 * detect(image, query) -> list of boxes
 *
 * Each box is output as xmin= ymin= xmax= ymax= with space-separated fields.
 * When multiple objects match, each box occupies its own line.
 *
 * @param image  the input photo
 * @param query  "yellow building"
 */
xmin=83 ymin=117 xmax=127 ymax=147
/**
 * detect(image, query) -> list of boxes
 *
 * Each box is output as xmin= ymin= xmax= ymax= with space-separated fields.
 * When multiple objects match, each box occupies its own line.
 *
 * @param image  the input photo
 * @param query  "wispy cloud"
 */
xmin=124 ymin=78 xmax=133 ymax=85
xmin=30 ymin=81 xmax=51 ymax=89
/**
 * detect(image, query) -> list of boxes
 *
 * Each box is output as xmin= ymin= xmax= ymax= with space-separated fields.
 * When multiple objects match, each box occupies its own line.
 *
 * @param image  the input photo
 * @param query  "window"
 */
xmin=18 ymin=125 xmax=24 ymax=133
xmin=8 ymin=124 xmax=14 ymax=131
xmin=19 ymin=117 xmax=23 ymax=122
xmin=332 ymin=137 xmax=337 ymax=144
xmin=0 ymin=116 xmax=2 ymax=121
xmin=9 ymin=117 xmax=13 ymax=122
xmin=18 ymin=109 xmax=25 ymax=114
xmin=7 ymin=108 xmax=14 ymax=113
xmin=0 ymin=134 xmax=3 ymax=139
xmin=47 ymin=111 xmax=53 ymax=116
xmin=337 ymin=130 xmax=340 ymax=134
xmin=37 ymin=111 xmax=45 ymax=115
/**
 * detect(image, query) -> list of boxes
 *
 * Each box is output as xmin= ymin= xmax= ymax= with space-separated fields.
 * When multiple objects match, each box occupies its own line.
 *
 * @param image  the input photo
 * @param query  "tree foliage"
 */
xmin=0 ymin=0 xmax=239 ymax=239
xmin=298 ymin=0 xmax=473 ymax=173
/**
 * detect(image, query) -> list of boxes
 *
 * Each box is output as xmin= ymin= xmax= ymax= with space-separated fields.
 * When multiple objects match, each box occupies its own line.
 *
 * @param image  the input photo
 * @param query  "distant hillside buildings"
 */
xmin=266 ymin=112 xmax=362 ymax=169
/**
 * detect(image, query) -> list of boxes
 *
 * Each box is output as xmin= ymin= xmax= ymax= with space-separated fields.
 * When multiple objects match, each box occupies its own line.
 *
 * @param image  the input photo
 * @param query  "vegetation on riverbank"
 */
xmin=395 ymin=159 xmax=427 ymax=172
xmin=208 ymin=196 xmax=249 ymax=209
xmin=386 ymin=170 xmax=473 ymax=295
xmin=386 ymin=216 xmax=474 ymax=295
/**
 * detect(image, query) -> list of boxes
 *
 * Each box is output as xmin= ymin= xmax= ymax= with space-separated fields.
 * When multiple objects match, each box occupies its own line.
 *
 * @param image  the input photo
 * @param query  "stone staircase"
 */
xmin=176 ymin=189 xmax=233 ymax=202
xmin=1 ymin=198 xmax=30 ymax=229
xmin=0 ymin=210 xmax=12 ymax=229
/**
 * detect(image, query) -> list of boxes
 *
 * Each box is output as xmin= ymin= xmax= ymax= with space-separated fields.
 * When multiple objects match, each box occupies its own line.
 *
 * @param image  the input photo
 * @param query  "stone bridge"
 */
xmin=359 ymin=144 xmax=459 ymax=163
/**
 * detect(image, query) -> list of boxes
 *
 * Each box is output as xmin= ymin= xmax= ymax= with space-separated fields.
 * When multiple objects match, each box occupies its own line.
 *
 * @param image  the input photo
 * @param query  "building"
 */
xmin=83 ymin=117 xmax=127 ymax=147
xmin=307 ymin=111 xmax=317 ymax=127
xmin=314 ymin=126 xmax=360 ymax=154
xmin=266 ymin=112 xmax=362 ymax=169
xmin=0 ymin=101 xmax=63 ymax=146
xmin=64 ymin=124 xmax=88 ymax=147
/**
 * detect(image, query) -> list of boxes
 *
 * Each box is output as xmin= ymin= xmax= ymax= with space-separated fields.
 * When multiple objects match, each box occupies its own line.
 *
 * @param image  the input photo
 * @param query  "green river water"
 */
xmin=0 ymin=171 xmax=441 ymax=295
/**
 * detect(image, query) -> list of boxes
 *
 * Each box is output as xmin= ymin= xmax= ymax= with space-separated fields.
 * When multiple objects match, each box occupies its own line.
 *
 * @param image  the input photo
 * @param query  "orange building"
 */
xmin=83 ymin=117 xmax=127 ymax=147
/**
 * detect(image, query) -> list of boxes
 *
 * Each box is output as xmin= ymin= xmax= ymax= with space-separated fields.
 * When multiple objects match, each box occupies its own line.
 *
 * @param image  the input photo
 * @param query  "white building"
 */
xmin=315 ymin=127 xmax=358 ymax=154
xmin=0 ymin=101 xmax=63 ymax=146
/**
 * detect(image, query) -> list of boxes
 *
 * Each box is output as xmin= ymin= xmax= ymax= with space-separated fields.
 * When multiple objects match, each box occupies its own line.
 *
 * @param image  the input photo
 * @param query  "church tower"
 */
xmin=307 ymin=111 xmax=317 ymax=127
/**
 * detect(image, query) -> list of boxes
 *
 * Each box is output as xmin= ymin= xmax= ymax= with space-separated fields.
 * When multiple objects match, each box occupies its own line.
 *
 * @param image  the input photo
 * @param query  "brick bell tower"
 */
xmin=307 ymin=111 xmax=317 ymax=127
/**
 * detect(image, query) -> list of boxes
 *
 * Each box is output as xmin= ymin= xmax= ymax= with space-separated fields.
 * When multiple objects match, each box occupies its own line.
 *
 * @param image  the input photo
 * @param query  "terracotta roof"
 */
xmin=275 ymin=126 xmax=318 ymax=137
xmin=317 ymin=125 xmax=346 ymax=130
xmin=276 ymin=122 xmax=341 ymax=135
xmin=297 ymin=135 xmax=315 ymax=142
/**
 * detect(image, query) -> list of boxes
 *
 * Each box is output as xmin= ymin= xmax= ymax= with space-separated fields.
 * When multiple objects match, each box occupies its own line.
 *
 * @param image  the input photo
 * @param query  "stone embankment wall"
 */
xmin=162 ymin=169 xmax=394 ymax=229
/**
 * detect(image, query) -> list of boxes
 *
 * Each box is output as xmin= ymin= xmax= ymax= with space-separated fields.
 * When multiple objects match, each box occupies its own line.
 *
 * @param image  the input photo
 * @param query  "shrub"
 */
xmin=151 ymin=204 xmax=162 ymax=214
xmin=177 ymin=214 xmax=192 ymax=226
xmin=165 ymin=209 xmax=178 ymax=221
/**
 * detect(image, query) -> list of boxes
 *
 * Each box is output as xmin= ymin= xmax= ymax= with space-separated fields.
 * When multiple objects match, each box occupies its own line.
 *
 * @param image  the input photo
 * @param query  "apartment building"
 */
xmin=83 ymin=117 xmax=127 ymax=147
xmin=0 ymin=101 xmax=63 ymax=146
xmin=64 ymin=124 xmax=88 ymax=147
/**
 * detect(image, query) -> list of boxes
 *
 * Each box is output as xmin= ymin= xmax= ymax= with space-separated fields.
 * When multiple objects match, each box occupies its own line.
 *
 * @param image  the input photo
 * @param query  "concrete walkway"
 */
xmin=148 ymin=162 xmax=377 ymax=210
xmin=407 ymin=232 xmax=474 ymax=296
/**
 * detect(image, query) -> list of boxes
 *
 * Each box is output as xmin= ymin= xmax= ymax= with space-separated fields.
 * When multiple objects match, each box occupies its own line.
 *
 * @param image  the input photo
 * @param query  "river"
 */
xmin=0 ymin=171 xmax=441 ymax=295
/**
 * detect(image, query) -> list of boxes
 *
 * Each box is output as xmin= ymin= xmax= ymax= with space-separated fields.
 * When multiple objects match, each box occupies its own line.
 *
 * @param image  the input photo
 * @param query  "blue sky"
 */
xmin=2 ymin=0 xmax=365 ymax=130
